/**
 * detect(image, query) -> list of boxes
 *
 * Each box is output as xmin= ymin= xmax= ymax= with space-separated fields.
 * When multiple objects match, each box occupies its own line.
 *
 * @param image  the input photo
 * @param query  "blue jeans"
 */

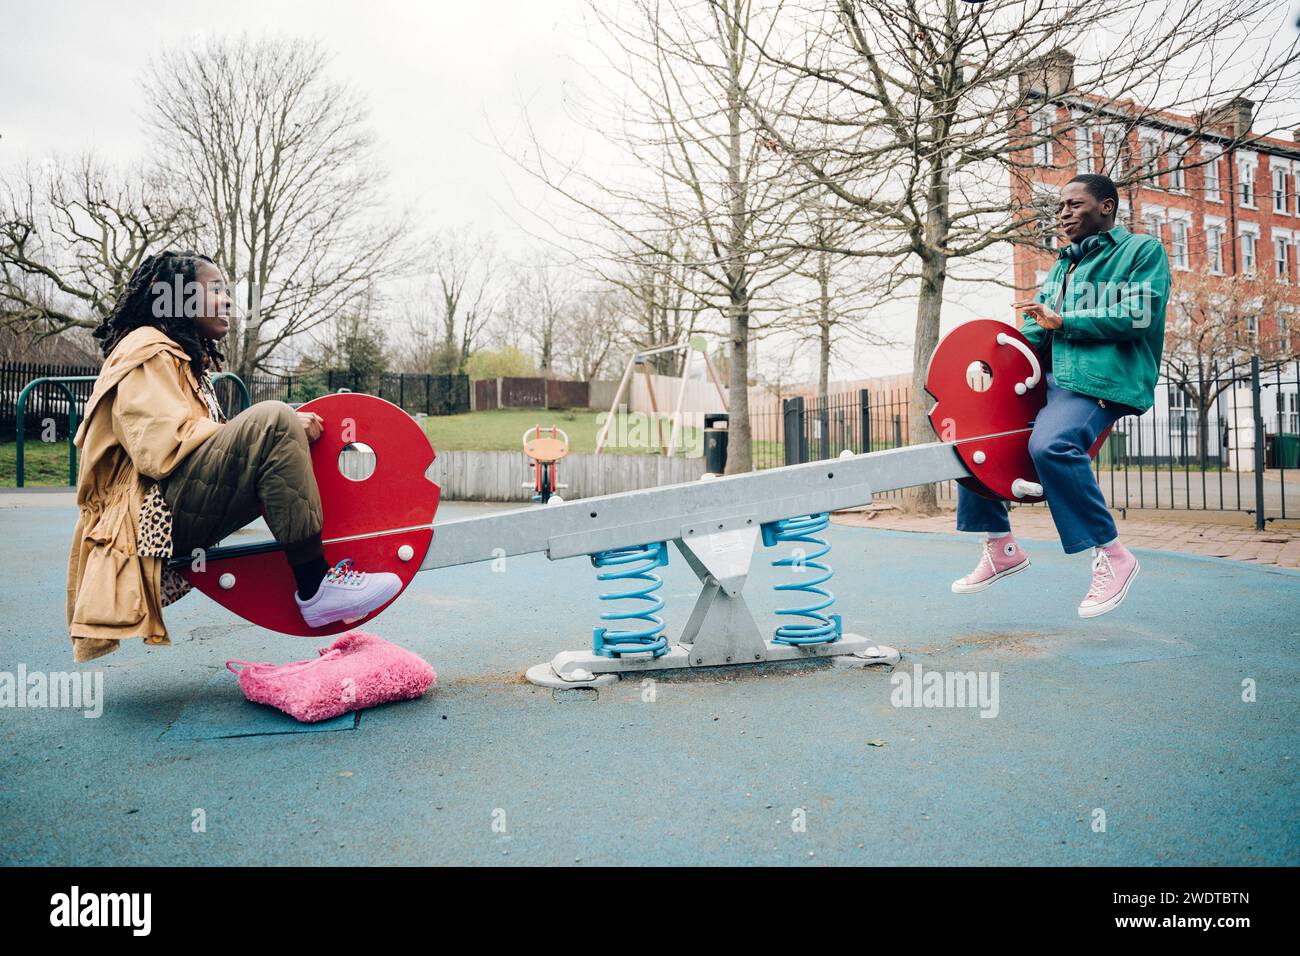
xmin=956 ymin=372 xmax=1128 ymax=554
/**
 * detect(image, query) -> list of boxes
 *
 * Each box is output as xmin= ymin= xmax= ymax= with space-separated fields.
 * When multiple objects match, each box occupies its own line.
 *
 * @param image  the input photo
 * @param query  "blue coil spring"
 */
xmin=760 ymin=513 xmax=842 ymax=646
xmin=590 ymin=541 xmax=670 ymax=658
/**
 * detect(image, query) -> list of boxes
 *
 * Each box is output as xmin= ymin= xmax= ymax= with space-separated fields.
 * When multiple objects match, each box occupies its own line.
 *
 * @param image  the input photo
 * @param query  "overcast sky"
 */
xmin=3 ymin=1 xmax=1299 ymax=382
xmin=1 ymin=0 xmax=594 ymax=237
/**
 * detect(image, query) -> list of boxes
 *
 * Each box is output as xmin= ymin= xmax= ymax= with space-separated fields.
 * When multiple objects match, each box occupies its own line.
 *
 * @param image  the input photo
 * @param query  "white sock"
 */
xmin=1100 ymin=537 xmax=1119 ymax=549
xmin=987 ymin=531 xmax=1011 ymax=540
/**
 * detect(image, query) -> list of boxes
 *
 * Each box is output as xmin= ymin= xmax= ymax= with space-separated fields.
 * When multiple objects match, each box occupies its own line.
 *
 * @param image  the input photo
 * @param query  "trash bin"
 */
xmin=704 ymin=413 xmax=729 ymax=473
xmin=1096 ymin=430 xmax=1126 ymax=467
xmin=1276 ymin=433 xmax=1300 ymax=469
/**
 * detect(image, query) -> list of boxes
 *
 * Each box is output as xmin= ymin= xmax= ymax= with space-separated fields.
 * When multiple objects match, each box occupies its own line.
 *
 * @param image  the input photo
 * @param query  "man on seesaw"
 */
xmin=951 ymin=173 xmax=1171 ymax=618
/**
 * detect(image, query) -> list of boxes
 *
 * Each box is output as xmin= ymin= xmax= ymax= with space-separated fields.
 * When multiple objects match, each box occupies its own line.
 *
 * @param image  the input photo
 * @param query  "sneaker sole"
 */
xmin=301 ymin=582 xmax=405 ymax=629
xmin=1078 ymin=560 xmax=1140 ymax=619
xmin=951 ymin=558 xmax=1031 ymax=594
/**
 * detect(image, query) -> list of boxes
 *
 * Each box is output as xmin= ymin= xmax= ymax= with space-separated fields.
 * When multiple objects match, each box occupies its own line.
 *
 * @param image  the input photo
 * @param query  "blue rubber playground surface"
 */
xmin=2 ymin=494 xmax=1297 ymax=866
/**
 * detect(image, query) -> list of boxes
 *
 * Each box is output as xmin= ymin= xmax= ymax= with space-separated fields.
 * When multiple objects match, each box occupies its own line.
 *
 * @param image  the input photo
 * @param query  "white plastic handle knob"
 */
xmin=1011 ymin=478 xmax=1044 ymax=499
xmin=218 ymin=572 xmax=236 ymax=590
xmin=996 ymin=332 xmax=1042 ymax=396
xmin=397 ymin=544 xmax=415 ymax=562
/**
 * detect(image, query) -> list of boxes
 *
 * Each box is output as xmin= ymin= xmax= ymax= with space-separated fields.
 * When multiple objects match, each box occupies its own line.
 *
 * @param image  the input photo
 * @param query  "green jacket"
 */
xmin=1021 ymin=223 xmax=1170 ymax=414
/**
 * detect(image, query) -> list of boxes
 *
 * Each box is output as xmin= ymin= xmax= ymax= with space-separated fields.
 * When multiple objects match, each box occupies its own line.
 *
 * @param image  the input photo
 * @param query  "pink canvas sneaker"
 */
xmin=295 ymin=558 xmax=403 ymax=628
xmin=1078 ymin=543 xmax=1140 ymax=618
xmin=951 ymin=536 xmax=1031 ymax=594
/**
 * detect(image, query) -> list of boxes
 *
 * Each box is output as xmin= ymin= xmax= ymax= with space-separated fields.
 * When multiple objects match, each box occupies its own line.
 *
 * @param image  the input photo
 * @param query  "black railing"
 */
xmin=3 ymin=363 xmax=471 ymax=440
xmin=755 ymin=358 xmax=1300 ymax=523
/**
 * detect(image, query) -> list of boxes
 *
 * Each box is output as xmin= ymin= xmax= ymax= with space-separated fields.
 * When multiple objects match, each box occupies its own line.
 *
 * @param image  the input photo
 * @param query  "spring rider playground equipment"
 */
xmin=177 ymin=319 xmax=1112 ymax=686
xmin=522 ymin=424 xmax=570 ymax=504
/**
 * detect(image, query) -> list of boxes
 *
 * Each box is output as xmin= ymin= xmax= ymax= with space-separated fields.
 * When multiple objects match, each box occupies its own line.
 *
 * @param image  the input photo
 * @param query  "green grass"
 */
xmin=1 ymin=440 xmax=77 ymax=487
xmin=421 ymin=407 xmax=708 ymax=456
xmin=0 ymin=409 xmax=860 ymax=486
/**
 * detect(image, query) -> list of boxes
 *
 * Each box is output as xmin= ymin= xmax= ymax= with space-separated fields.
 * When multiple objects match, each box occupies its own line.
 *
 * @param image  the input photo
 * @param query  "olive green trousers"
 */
xmin=161 ymin=401 xmax=324 ymax=564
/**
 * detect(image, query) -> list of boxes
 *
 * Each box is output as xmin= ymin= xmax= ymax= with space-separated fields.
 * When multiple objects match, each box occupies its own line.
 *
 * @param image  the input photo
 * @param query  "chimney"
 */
xmin=1204 ymin=97 xmax=1255 ymax=137
xmin=1019 ymin=48 xmax=1075 ymax=98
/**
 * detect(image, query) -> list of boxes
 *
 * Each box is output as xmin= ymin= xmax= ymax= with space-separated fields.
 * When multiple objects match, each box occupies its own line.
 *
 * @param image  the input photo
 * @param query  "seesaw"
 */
xmin=176 ymin=320 xmax=1111 ymax=687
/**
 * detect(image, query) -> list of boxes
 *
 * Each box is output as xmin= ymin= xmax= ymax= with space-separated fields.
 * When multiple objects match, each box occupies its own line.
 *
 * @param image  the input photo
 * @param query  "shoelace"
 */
xmin=1085 ymin=549 xmax=1115 ymax=601
xmin=968 ymin=540 xmax=996 ymax=580
xmin=326 ymin=558 xmax=366 ymax=587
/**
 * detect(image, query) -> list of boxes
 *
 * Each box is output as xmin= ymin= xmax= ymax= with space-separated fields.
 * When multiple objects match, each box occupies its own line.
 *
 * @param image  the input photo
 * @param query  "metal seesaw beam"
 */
xmin=416 ymin=439 xmax=971 ymax=688
xmin=180 ymin=439 xmax=974 ymax=685
xmin=421 ymin=439 xmax=967 ymax=568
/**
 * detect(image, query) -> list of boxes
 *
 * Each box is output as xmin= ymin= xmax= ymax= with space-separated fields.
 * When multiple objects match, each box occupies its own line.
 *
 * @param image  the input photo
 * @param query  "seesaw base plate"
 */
xmin=524 ymin=634 xmax=900 ymax=688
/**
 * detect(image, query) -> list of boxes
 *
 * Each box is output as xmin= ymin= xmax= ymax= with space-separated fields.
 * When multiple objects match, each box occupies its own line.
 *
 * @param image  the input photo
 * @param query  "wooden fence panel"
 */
xmin=499 ymin=377 xmax=546 ymax=408
xmin=425 ymin=450 xmax=706 ymax=502
xmin=545 ymin=379 xmax=588 ymax=409
xmin=473 ymin=380 xmax=498 ymax=411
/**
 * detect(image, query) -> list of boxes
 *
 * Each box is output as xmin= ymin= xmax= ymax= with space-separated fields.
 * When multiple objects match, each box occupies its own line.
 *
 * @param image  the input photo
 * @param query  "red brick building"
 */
xmin=1011 ymin=72 xmax=1300 ymax=359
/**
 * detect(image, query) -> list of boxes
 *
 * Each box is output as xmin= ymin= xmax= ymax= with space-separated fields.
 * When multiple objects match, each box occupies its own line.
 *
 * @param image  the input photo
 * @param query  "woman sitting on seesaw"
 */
xmin=66 ymin=250 xmax=399 ymax=663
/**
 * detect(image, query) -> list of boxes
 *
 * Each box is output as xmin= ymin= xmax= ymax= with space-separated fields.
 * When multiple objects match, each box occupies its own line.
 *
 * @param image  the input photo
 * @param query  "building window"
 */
xmin=1283 ymin=391 xmax=1299 ymax=433
xmin=1102 ymin=128 xmax=1126 ymax=176
xmin=1140 ymin=135 xmax=1160 ymax=183
xmin=1240 ymin=162 xmax=1256 ymax=207
xmin=1206 ymin=226 xmax=1224 ymax=274
xmin=1241 ymin=232 xmax=1257 ymax=274
xmin=1204 ymin=151 xmax=1221 ymax=202
xmin=1276 ymin=237 xmax=1291 ymax=282
xmin=1168 ymin=386 xmax=1196 ymax=437
xmin=1171 ymin=220 xmax=1190 ymax=269
xmin=1246 ymin=313 xmax=1259 ymax=346
xmin=1143 ymin=212 xmax=1163 ymax=241
xmin=1032 ymin=109 xmax=1053 ymax=166
xmin=1274 ymin=166 xmax=1290 ymax=214
xmin=1075 ymin=123 xmax=1094 ymax=174
xmin=1168 ymin=146 xmax=1186 ymax=192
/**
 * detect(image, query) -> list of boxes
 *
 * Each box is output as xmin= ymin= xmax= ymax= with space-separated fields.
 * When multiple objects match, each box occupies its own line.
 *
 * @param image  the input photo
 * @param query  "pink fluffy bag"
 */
xmin=225 ymin=631 xmax=436 ymax=723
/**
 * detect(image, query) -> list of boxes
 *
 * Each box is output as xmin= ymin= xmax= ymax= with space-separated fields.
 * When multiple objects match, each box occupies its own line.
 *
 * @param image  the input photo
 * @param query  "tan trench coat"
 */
xmin=66 ymin=327 xmax=223 ymax=663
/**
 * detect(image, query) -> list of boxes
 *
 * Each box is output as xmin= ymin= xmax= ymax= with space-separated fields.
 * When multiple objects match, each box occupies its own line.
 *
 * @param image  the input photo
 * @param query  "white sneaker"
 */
xmin=295 ymin=559 xmax=403 ymax=628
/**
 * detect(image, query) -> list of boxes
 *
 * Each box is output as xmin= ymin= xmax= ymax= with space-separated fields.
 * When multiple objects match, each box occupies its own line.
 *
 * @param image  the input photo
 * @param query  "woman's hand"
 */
xmin=1013 ymin=300 xmax=1064 ymax=330
xmin=297 ymin=411 xmax=324 ymax=443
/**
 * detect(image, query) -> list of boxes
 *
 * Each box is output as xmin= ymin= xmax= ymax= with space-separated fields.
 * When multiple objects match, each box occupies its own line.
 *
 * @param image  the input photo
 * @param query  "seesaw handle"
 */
xmin=996 ymin=332 xmax=1042 ymax=396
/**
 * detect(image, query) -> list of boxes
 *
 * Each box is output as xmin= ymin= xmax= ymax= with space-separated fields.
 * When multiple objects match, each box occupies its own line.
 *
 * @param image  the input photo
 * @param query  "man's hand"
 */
xmin=297 ymin=411 xmax=324 ymax=443
xmin=1013 ymin=300 xmax=1063 ymax=330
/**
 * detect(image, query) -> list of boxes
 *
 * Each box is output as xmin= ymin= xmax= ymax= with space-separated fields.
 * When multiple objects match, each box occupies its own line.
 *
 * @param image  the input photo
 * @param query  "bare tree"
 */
xmin=143 ymin=35 xmax=405 ymax=378
xmin=622 ymin=238 xmax=706 ymax=375
xmin=1166 ymin=270 xmax=1300 ymax=463
xmin=721 ymin=0 xmax=1300 ymax=510
xmin=782 ymin=197 xmax=903 ymax=403
xmin=558 ymin=288 xmax=623 ymax=380
xmin=564 ymin=227 xmax=706 ymax=376
xmin=516 ymin=253 xmax=579 ymax=376
xmin=0 ymin=156 xmax=191 ymax=340
xmin=299 ymin=284 xmax=389 ymax=392
xmin=518 ymin=0 xmax=810 ymax=472
xmin=407 ymin=226 xmax=497 ymax=375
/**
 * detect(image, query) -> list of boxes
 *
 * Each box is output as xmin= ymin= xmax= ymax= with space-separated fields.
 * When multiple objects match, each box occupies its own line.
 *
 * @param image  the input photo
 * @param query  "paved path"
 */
xmin=2 ymin=495 xmax=1296 ymax=866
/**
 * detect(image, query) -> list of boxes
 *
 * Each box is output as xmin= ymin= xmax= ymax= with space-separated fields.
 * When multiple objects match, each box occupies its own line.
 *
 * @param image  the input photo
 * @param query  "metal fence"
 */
xmin=305 ymin=370 xmax=469 ymax=416
xmin=1 ymin=362 xmax=98 ymax=441
xmin=3 ymin=363 xmax=471 ymax=439
xmin=754 ymin=357 xmax=1300 ymax=524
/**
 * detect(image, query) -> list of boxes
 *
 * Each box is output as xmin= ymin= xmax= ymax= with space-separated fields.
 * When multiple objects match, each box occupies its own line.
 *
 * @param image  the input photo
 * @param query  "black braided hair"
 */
xmin=94 ymin=250 xmax=226 ymax=375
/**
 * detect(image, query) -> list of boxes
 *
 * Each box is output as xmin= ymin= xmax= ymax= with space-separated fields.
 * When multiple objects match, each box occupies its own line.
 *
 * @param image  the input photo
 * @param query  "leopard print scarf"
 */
xmin=137 ymin=370 xmax=226 ymax=606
